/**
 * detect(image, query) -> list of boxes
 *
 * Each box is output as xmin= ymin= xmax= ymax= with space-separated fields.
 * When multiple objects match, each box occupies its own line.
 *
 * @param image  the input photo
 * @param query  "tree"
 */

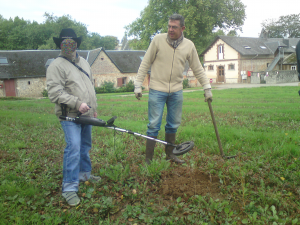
xmin=120 ymin=34 xmax=131 ymax=50
xmin=125 ymin=0 xmax=246 ymax=53
xmin=261 ymin=14 xmax=300 ymax=38
xmin=0 ymin=13 xmax=119 ymax=50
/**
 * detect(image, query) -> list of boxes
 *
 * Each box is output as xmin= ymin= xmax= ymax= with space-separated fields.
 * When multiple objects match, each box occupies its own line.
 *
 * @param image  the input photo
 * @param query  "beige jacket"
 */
xmin=46 ymin=53 xmax=97 ymax=119
xmin=135 ymin=33 xmax=211 ymax=93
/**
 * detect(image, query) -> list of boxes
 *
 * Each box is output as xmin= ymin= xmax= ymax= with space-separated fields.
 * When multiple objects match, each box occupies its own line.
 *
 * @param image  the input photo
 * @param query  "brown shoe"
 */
xmin=145 ymin=136 xmax=157 ymax=165
xmin=165 ymin=133 xmax=185 ymax=164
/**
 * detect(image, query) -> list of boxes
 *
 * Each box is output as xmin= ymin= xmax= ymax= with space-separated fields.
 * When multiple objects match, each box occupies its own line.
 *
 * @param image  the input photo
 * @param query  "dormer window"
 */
xmin=244 ymin=46 xmax=251 ymax=49
xmin=0 ymin=57 xmax=8 ymax=64
xmin=218 ymin=44 xmax=224 ymax=60
xmin=260 ymin=46 xmax=267 ymax=49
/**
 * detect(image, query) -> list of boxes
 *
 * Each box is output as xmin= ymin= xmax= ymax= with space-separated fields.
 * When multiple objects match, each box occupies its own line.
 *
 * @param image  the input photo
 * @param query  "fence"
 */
xmin=251 ymin=70 xmax=298 ymax=84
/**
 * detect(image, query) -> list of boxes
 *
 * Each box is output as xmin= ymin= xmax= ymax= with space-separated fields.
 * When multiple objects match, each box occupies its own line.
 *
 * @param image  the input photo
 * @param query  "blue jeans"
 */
xmin=147 ymin=89 xmax=183 ymax=137
xmin=60 ymin=121 xmax=93 ymax=192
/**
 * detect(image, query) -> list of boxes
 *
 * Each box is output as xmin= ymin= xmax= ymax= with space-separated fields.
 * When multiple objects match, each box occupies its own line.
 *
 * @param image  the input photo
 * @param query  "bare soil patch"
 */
xmin=157 ymin=166 xmax=221 ymax=201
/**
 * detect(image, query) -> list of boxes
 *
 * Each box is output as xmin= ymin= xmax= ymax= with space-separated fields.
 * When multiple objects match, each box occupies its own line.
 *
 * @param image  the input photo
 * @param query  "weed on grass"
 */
xmin=1 ymin=86 xmax=300 ymax=224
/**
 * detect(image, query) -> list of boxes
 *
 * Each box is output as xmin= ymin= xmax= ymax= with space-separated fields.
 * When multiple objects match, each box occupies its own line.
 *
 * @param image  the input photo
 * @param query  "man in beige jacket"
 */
xmin=134 ymin=14 xmax=213 ymax=164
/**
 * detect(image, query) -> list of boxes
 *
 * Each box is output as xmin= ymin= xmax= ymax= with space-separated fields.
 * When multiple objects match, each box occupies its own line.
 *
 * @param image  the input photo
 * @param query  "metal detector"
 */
xmin=59 ymin=105 xmax=194 ymax=156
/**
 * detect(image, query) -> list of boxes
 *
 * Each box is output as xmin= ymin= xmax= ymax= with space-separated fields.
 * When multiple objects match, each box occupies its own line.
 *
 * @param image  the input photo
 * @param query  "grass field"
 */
xmin=1 ymin=86 xmax=300 ymax=224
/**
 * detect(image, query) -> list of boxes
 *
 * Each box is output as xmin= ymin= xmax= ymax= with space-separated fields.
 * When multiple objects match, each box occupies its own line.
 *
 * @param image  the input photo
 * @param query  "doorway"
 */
xmin=4 ymin=79 xmax=16 ymax=97
xmin=218 ymin=66 xmax=224 ymax=82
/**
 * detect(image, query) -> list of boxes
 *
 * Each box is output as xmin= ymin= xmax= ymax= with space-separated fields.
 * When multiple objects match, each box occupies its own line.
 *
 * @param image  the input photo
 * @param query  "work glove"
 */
xmin=135 ymin=93 xmax=142 ymax=100
xmin=204 ymin=88 xmax=213 ymax=102
xmin=134 ymin=83 xmax=142 ymax=100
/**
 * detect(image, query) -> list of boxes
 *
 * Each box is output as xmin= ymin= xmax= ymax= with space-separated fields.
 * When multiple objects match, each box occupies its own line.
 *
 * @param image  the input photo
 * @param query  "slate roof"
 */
xmin=282 ymin=53 xmax=297 ymax=64
xmin=0 ymin=50 xmax=89 ymax=79
xmin=0 ymin=48 xmax=146 ymax=79
xmin=87 ymin=48 xmax=102 ymax=66
xmin=105 ymin=50 xmax=146 ymax=73
xmin=200 ymin=36 xmax=300 ymax=57
xmin=74 ymin=48 xmax=146 ymax=73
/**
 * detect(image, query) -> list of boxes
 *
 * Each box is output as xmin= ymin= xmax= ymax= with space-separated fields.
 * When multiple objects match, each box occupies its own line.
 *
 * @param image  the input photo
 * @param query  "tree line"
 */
xmin=1 ymin=4 xmax=299 ymax=53
xmin=125 ymin=0 xmax=246 ymax=53
xmin=0 ymin=13 xmax=119 ymax=50
xmin=125 ymin=0 xmax=300 ymax=53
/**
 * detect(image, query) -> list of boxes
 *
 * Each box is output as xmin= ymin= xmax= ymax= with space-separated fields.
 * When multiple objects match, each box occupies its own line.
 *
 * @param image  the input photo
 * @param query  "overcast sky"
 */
xmin=1 ymin=0 xmax=299 ymax=42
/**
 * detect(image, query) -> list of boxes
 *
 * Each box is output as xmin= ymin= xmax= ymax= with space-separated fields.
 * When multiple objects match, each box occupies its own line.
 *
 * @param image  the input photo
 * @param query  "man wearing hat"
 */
xmin=46 ymin=28 xmax=100 ymax=206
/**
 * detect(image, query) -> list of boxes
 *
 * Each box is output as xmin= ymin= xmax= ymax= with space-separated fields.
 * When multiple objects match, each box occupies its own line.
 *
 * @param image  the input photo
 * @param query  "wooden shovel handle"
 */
xmin=207 ymin=99 xmax=224 ymax=157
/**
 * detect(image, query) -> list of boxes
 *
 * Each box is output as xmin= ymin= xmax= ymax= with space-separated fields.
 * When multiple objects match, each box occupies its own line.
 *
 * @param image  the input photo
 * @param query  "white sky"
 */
xmin=1 ymin=0 xmax=299 ymax=42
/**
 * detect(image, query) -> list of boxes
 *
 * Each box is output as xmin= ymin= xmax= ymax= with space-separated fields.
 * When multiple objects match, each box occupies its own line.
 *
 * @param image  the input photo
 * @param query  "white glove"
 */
xmin=134 ymin=82 xmax=142 ymax=100
xmin=204 ymin=89 xmax=213 ymax=102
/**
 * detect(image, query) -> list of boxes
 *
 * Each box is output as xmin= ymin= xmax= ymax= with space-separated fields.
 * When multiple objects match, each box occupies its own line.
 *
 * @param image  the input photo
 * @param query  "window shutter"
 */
xmin=117 ymin=78 xmax=123 ymax=87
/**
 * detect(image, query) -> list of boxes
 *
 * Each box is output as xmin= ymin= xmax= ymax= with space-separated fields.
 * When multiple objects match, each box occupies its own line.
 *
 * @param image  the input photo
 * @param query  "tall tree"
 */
xmin=0 ymin=13 xmax=118 ymax=50
xmin=125 ymin=0 xmax=246 ymax=53
xmin=261 ymin=14 xmax=300 ymax=38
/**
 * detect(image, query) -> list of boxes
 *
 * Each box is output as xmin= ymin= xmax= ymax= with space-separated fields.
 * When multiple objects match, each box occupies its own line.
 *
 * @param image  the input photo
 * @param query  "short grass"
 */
xmin=1 ymin=86 xmax=300 ymax=224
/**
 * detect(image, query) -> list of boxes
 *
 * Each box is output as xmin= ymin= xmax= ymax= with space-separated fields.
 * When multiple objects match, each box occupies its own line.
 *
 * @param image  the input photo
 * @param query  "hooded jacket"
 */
xmin=46 ymin=53 xmax=97 ymax=119
xmin=135 ymin=33 xmax=211 ymax=93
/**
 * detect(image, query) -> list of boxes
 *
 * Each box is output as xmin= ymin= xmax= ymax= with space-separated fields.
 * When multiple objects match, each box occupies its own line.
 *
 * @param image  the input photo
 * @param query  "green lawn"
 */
xmin=0 ymin=86 xmax=300 ymax=224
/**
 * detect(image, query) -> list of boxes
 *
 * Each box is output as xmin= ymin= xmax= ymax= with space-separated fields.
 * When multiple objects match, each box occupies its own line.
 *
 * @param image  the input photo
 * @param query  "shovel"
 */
xmin=207 ymin=99 xmax=238 ymax=159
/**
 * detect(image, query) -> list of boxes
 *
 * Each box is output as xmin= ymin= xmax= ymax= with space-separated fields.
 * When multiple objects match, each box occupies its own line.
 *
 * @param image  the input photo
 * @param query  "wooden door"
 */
xmin=4 ymin=79 xmax=16 ymax=97
xmin=218 ymin=66 xmax=224 ymax=82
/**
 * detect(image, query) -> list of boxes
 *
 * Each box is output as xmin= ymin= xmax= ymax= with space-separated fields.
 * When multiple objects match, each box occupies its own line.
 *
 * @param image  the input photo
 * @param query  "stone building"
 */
xmin=87 ymin=48 xmax=148 ymax=89
xmin=0 ymin=49 xmax=146 ymax=97
xmin=200 ymin=33 xmax=300 ymax=84
xmin=0 ymin=50 xmax=88 ymax=97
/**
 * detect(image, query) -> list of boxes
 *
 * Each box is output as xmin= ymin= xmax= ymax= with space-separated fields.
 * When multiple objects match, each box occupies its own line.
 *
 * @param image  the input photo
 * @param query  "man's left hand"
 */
xmin=93 ymin=112 xmax=98 ymax=118
xmin=204 ymin=89 xmax=213 ymax=102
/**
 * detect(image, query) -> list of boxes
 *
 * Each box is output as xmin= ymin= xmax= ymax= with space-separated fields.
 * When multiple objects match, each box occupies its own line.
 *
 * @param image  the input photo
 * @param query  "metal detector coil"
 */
xmin=172 ymin=141 xmax=194 ymax=156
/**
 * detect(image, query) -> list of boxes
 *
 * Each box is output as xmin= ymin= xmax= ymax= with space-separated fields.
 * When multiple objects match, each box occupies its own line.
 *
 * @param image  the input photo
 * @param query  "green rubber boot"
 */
xmin=165 ymin=133 xmax=185 ymax=164
xmin=145 ymin=136 xmax=157 ymax=165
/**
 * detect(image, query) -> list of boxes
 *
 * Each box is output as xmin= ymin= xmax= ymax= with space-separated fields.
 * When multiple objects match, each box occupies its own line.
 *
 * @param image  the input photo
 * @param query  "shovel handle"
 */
xmin=207 ymin=99 xmax=224 ymax=157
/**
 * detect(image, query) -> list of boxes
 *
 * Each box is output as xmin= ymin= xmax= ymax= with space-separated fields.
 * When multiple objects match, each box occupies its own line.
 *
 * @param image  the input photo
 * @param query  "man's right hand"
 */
xmin=135 ymin=93 xmax=142 ymax=100
xmin=79 ymin=103 xmax=90 ymax=114
xmin=134 ymin=85 xmax=142 ymax=100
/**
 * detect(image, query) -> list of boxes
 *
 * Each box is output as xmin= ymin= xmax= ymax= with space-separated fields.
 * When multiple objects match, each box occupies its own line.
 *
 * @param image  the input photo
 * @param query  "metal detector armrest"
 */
xmin=106 ymin=116 xmax=117 ymax=126
xmin=59 ymin=114 xmax=106 ymax=126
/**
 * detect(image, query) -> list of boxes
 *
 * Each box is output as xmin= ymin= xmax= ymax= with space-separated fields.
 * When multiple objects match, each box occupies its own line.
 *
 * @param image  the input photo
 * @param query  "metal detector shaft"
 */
xmin=105 ymin=126 xmax=176 ymax=147
xmin=207 ymin=99 xmax=225 ymax=157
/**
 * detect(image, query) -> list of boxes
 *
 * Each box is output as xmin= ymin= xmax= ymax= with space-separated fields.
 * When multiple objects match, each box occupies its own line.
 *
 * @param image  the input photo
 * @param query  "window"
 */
xmin=28 ymin=81 xmax=31 ymax=85
xmin=117 ymin=77 xmax=127 ymax=87
xmin=291 ymin=66 xmax=296 ymax=70
xmin=208 ymin=65 xmax=214 ymax=71
xmin=260 ymin=46 xmax=267 ymax=49
xmin=218 ymin=45 xmax=224 ymax=60
xmin=244 ymin=46 xmax=251 ymax=49
xmin=228 ymin=64 xmax=235 ymax=70
xmin=0 ymin=57 xmax=8 ymax=64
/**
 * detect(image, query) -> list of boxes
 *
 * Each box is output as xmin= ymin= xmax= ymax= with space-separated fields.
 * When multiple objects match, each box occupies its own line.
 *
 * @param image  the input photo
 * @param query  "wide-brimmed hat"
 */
xmin=53 ymin=28 xmax=82 ymax=49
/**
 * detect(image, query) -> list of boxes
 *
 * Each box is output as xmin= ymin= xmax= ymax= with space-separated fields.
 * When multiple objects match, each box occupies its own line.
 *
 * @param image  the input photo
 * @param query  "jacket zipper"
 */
xmin=169 ymin=49 xmax=176 ymax=93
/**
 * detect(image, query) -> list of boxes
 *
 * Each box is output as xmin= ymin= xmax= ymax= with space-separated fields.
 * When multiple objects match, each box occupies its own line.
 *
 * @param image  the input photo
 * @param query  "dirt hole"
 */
xmin=158 ymin=167 xmax=221 ymax=200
